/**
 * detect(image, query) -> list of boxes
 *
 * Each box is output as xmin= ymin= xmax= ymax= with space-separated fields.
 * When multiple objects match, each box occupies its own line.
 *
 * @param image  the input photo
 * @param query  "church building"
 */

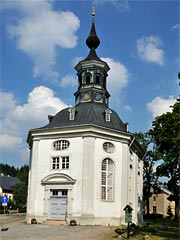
xmin=26 ymin=7 xmax=145 ymax=225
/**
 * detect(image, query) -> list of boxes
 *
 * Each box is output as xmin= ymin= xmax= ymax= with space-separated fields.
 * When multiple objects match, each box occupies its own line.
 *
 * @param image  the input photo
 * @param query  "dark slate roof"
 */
xmin=0 ymin=175 xmax=20 ymax=191
xmin=40 ymin=102 xmax=127 ymax=132
xmin=80 ymin=48 xmax=106 ymax=63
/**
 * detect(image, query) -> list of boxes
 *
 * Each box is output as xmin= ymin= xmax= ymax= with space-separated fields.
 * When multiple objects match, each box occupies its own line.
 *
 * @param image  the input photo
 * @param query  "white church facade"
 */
xmin=26 ymin=7 xmax=145 ymax=226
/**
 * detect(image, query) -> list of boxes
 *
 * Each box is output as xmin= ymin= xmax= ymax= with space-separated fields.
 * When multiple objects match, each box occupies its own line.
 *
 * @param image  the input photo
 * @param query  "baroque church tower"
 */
xmin=26 ymin=6 xmax=145 ymax=225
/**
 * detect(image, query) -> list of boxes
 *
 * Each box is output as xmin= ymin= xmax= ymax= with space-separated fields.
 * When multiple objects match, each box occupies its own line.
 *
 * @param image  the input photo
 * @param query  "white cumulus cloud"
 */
xmin=124 ymin=105 xmax=132 ymax=112
xmin=0 ymin=134 xmax=22 ymax=150
xmin=0 ymin=86 xmax=68 ymax=161
xmin=102 ymin=57 xmax=130 ymax=105
xmin=95 ymin=0 xmax=130 ymax=12
xmin=60 ymin=75 xmax=76 ymax=87
xmin=147 ymin=96 xmax=176 ymax=118
xmin=1 ymin=86 xmax=68 ymax=136
xmin=5 ymin=0 xmax=80 ymax=80
xmin=172 ymin=23 xmax=180 ymax=30
xmin=136 ymin=35 xmax=165 ymax=66
xmin=0 ymin=92 xmax=16 ymax=117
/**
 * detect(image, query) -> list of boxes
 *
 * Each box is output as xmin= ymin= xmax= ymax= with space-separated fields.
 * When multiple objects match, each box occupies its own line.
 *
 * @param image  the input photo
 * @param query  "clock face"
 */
xmin=94 ymin=92 xmax=103 ymax=101
xmin=81 ymin=92 xmax=90 ymax=101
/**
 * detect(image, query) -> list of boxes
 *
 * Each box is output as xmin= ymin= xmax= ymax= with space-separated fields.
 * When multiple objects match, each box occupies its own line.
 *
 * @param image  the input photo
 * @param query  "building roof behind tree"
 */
xmin=0 ymin=175 xmax=20 ymax=192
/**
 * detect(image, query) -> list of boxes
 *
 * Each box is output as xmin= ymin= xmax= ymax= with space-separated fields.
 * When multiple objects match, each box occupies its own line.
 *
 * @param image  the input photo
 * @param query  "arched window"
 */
xmin=101 ymin=158 xmax=114 ymax=201
xmin=95 ymin=74 xmax=101 ymax=84
xmin=78 ymin=75 xmax=82 ymax=87
xmin=85 ymin=73 xmax=91 ymax=84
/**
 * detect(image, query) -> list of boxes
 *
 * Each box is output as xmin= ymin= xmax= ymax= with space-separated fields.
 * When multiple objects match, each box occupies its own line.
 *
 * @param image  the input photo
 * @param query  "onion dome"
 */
xmin=86 ymin=4 xmax=100 ymax=49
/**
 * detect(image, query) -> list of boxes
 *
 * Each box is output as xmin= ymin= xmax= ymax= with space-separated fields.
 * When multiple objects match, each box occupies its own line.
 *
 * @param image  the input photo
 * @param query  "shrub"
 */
xmin=70 ymin=219 xmax=77 ymax=226
xmin=114 ymin=227 xmax=125 ymax=235
xmin=31 ymin=218 xmax=37 ymax=224
xmin=130 ymin=223 xmax=136 ymax=228
xmin=143 ymin=213 xmax=163 ymax=220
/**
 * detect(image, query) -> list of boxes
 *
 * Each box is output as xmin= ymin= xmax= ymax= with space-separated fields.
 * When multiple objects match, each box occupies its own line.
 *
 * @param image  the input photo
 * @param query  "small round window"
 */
xmin=103 ymin=142 xmax=115 ymax=153
xmin=53 ymin=140 xmax=70 ymax=150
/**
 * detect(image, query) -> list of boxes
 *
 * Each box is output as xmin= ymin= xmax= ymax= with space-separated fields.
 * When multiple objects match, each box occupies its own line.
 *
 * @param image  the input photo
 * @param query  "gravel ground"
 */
xmin=1 ymin=223 xmax=113 ymax=240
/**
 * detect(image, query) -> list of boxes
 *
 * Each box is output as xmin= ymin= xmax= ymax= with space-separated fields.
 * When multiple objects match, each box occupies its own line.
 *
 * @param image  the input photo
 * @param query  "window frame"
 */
xmin=153 ymin=206 xmax=157 ymax=213
xmin=62 ymin=156 xmax=69 ymax=169
xmin=51 ymin=156 xmax=70 ymax=170
xmin=103 ymin=142 xmax=115 ymax=153
xmin=101 ymin=158 xmax=114 ymax=201
xmin=52 ymin=140 xmax=70 ymax=151
xmin=95 ymin=73 xmax=102 ymax=84
xmin=83 ymin=73 xmax=92 ymax=84
xmin=105 ymin=109 xmax=112 ymax=122
xmin=68 ymin=107 xmax=76 ymax=120
xmin=52 ymin=156 xmax=60 ymax=170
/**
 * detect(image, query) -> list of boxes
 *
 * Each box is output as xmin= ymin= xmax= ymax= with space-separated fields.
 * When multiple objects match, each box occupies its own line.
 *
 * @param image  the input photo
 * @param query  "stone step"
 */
xmin=44 ymin=220 xmax=67 ymax=225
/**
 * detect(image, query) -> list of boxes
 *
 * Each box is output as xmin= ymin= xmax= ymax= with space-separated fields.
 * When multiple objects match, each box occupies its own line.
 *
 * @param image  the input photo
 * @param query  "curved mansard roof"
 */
xmin=40 ymin=102 xmax=127 ymax=132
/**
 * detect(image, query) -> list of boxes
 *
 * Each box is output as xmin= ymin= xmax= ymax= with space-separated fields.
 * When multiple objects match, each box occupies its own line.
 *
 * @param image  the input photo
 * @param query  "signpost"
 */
xmin=1 ymin=195 xmax=9 ymax=231
xmin=1 ymin=195 xmax=9 ymax=203
xmin=123 ymin=204 xmax=133 ymax=239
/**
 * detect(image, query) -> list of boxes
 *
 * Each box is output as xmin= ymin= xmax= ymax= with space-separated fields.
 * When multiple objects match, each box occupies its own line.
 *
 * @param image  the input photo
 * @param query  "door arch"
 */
xmin=41 ymin=173 xmax=76 ymax=220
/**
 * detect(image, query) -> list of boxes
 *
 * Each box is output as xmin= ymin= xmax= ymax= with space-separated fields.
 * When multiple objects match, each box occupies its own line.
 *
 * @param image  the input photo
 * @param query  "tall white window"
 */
xmin=101 ymin=158 xmax=114 ymax=201
xmin=52 ymin=157 xmax=60 ymax=170
xmin=52 ymin=156 xmax=69 ymax=170
xmin=62 ymin=156 xmax=69 ymax=169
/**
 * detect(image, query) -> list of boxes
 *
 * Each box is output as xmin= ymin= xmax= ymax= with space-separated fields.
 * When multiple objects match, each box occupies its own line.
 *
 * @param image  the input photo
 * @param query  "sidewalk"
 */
xmin=1 ymin=223 xmax=113 ymax=240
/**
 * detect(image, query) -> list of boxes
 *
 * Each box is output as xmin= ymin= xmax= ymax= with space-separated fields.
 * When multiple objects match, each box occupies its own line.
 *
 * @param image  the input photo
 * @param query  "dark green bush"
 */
xmin=70 ymin=219 xmax=77 ymax=226
xmin=143 ymin=213 xmax=163 ymax=220
xmin=114 ymin=227 xmax=125 ymax=235
xmin=31 ymin=218 xmax=37 ymax=224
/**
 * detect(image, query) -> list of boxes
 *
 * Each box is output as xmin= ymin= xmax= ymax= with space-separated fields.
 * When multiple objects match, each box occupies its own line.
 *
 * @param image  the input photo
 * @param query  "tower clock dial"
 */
xmin=94 ymin=92 xmax=103 ymax=102
xmin=81 ymin=92 xmax=90 ymax=101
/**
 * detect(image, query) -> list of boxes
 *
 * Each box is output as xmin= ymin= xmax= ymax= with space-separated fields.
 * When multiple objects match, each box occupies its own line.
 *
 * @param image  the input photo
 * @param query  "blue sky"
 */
xmin=0 ymin=0 xmax=179 ymax=167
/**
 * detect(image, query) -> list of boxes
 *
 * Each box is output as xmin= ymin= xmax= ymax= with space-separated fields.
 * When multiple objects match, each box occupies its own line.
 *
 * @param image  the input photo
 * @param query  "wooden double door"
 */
xmin=49 ymin=190 xmax=68 ymax=220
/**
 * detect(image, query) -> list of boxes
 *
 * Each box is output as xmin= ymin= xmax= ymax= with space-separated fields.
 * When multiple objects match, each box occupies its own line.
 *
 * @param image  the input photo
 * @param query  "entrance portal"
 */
xmin=49 ymin=190 xmax=67 ymax=220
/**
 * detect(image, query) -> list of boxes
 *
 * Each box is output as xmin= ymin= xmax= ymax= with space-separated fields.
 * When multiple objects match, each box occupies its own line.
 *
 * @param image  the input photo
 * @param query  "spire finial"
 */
xmin=92 ymin=1 xmax=95 ymax=22
xmin=86 ymin=2 xmax=100 ymax=50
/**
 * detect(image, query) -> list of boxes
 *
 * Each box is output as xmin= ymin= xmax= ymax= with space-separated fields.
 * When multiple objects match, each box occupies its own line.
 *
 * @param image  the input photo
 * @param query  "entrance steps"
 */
xmin=44 ymin=220 xmax=67 ymax=225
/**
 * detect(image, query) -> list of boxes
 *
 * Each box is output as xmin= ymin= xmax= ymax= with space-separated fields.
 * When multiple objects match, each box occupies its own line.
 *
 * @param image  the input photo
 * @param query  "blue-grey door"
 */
xmin=49 ymin=190 xmax=67 ymax=220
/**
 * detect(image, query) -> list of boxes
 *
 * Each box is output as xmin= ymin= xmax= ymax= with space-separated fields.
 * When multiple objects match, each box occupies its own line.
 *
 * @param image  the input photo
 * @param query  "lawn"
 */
xmin=105 ymin=218 xmax=179 ymax=240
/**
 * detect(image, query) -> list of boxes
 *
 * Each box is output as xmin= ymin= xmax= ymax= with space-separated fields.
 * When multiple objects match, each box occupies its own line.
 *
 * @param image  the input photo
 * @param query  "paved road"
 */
xmin=1 ymin=216 xmax=113 ymax=240
xmin=0 ymin=214 xmax=25 ymax=226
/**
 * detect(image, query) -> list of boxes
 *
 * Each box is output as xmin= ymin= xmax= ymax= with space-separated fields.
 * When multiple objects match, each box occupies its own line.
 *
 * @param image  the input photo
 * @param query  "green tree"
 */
xmin=17 ymin=165 xmax=29 ymax=185
xmin=149 ymin=98 xmax=180 ymax=219
xmin=13 ymin=181 xmax=27 ymax=211
xmin=134 ymin=132 xmax=158 ymax=216
xmin=0 ymin=163 xmax=17 ymax=177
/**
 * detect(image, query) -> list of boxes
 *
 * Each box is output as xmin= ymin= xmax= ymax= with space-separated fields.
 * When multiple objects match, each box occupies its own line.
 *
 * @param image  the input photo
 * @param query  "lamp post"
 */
xmin=123 ymin=204 xmax=133 ymax=239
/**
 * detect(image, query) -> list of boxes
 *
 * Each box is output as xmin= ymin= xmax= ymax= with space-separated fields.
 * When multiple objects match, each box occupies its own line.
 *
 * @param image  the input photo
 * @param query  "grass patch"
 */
xmin=105 ymin=218 xmax=179 ymax=240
